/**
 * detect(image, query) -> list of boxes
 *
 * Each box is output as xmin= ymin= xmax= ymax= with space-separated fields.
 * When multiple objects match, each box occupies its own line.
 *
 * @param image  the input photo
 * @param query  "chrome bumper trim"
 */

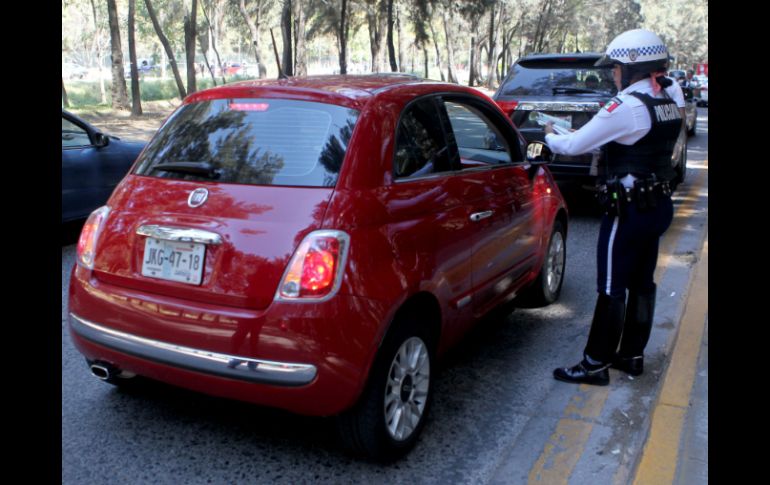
xmin=69 ymin=313 xmax=317 ymax=386
xmin=136 ymin=225 xmax=223 ymax=245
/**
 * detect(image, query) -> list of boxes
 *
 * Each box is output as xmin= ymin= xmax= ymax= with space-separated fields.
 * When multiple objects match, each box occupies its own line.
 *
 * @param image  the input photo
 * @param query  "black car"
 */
xmin=61 ymin=109 xmax=146 ymax=224
xmin=493 ymin=53 xmax=688 ymax=192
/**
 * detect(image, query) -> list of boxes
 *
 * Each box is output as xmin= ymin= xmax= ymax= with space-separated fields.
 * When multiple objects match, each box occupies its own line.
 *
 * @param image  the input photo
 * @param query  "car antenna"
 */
xmin=270 ymin=28 xmax=288 ymax=80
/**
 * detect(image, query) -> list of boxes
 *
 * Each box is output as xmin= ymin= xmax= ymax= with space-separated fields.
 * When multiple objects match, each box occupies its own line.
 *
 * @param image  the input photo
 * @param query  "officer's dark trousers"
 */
xmin=584 ymin=195 xmax=674 ymax=364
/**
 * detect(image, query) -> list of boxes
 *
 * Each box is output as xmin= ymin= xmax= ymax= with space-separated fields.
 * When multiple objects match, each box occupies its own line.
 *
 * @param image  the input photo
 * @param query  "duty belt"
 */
xmin=597 ymin=177 xmax=671 ymax=216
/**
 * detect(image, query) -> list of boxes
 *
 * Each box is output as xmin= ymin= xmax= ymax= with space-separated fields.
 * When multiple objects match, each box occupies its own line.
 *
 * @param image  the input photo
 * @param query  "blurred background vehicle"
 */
xmin=668 ymin=69 xmax=686 ymax=80
xmin=494 ymin=53 xmax=689 ymax=196
xmin=62 ymin=109 xmax=146 ymax=226
xmin=694 ymin=78 xmax=708 ymax=106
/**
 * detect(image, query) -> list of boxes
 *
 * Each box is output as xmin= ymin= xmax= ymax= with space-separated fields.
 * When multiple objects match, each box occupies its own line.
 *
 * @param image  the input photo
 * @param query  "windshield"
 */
xmin=134 ymin=98 xmax=359 ymax=187
xmin=500 ymin=61 xmax=616 ymax=96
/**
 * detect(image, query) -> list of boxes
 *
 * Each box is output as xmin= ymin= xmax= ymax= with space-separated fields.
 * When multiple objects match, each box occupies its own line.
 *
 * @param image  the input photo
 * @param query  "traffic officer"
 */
xmin=545 ymin=29 xmax=682 ymax=386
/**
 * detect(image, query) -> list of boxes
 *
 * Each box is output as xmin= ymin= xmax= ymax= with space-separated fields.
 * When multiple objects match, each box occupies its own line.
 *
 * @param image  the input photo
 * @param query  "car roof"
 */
xmin=184 ymin=74 xmax=433 ymax=110
xmin=517 ymin=52 xmax=603 ymax=63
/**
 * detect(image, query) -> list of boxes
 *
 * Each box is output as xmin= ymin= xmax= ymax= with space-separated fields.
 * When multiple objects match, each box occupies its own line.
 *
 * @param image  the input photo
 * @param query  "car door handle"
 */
xmin=470 ymin=210 xmax=494 ymax=222
xmin=137 ymin=225 xmax=223 ymax=245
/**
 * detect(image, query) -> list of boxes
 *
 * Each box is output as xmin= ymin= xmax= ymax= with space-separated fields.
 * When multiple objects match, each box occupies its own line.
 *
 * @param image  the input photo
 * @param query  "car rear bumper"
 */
xmin=68 ymin=265 xmax=390 ymax=416
xmin=70 ymin=312 xmax=318 ymax=386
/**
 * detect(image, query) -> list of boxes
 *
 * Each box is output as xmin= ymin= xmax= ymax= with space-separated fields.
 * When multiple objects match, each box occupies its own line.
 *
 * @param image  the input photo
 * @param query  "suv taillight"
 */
xmin=496 ymin=100 xmax=519 ymax=117
xmin=276 ymin=230 xmax=351 ymax=301
xmin=76 ymin=206 xmax=110 ymax=269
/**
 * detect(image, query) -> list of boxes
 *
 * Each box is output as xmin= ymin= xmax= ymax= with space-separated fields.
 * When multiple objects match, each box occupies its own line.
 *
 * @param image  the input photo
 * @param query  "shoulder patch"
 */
xmin=603 ymin=97 xmax=623 ymax=113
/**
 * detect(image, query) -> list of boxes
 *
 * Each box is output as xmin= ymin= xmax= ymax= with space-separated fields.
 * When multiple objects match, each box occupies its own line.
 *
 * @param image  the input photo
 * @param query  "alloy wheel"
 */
xmin=546 ymin=231 xmax=565 ymax=295
xmin=383 ymin=337 xmax=430 ymax=442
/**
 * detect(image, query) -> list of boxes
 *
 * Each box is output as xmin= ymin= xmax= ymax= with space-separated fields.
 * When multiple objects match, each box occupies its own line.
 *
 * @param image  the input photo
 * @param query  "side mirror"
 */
xmin=526 ymin=141 xmax=553 ymax=164
xmin=93 ymin=132 xmax=110 ymax=148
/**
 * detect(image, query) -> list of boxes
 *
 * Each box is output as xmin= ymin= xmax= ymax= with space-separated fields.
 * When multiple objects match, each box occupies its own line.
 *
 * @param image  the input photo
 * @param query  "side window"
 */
xmin=62 ymin=118 xmax=91 ymax=148
xmin=444 ymin=101 xmax=512 ymax=168
xmin=393 ymin=98 xmax=452 ymax=179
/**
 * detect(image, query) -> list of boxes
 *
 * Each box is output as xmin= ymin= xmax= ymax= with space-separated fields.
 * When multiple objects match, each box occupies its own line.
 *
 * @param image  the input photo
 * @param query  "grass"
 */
xmin=63 ymin=74 xmax=258 ymax=110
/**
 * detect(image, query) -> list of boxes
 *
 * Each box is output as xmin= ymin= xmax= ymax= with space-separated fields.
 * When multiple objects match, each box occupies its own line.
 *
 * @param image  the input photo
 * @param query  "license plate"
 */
xmin=141 ymin=237 xmax=206 ymax=285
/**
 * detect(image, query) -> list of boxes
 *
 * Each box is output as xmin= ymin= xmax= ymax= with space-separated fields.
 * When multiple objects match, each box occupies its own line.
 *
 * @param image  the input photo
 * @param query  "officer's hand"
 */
xmin=544 ymin=122 xmax=554 ymax=135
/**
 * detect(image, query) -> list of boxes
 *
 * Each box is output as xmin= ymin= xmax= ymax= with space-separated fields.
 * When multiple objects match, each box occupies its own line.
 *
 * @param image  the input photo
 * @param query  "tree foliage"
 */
xmin=63 ymin=0 xmax=708 ymax=105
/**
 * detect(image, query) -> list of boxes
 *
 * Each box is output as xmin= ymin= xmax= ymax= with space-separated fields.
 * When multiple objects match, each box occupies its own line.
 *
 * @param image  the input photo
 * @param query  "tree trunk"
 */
xmin=89 ymin=0 xmax=107 ymax=104
xmin=429 ymin=18 xmax=444 ymax=81
xmin=338 ymin=0 xmax=348 ymax=75
xmin=442 ymin=8 xmax=457 ymax=83
xmin=238 ymin=0 xmax=267 ymax=78
xmin=201 ymin=1 xmax=226 ymax=85
xmin=423 ymin=45 xmax=429 ymax=78
xmin=184 ymin=0 xmax=198 ymax=94
xmin=281 ymin=0 xmax=293 ymax=76
xmin=293 ymin=0 xmax=307 ymax=75
xmin=386 ymin=0 xmax=397 ymax=71
xmin=145 ymin=0 xmax=187 ymax=99
xmin=197 ymin=32 xmax=218 ymax=85
xmin=367 ymin=2 xmax=384 ymax=73
xmin=396 ymin=2 xmax=403 ymax=72
xmin=410 ymin=42 xmax=415 ymax=74
xmin=499 ymin=24 xmax=517 ymax=82
xmin=62 ymin=78 xmax=70 ymax=108
xmin=106 ymin=0 xmax=130 ymax=110
xmin=486 ymin=2 xmax=504 ymax=88
xmin=533 ymin=0 xmax=553 ymax=53
xmin=469 ymin=33 xmax=476 ymax=86
xmin=128 ymin=0 xmax=142 ymax=115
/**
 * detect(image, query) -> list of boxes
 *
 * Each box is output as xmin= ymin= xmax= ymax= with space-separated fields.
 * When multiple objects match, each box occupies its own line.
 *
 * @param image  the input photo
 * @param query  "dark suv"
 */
xmin=493 ymin=53 xmax=688 ymax=192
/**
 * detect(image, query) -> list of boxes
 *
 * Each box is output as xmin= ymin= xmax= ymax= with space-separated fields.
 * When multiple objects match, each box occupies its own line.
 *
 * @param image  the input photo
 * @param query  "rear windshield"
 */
xmin=133 ymin=98 xmax=359 ymax=187
xmin=500 ymin=60 xmax=616 ymax=96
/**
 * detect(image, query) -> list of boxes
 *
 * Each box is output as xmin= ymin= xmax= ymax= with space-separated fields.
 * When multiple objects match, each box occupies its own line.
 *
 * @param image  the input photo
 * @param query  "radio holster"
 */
xmin=596 ymin=179 xmax=627 ymax=218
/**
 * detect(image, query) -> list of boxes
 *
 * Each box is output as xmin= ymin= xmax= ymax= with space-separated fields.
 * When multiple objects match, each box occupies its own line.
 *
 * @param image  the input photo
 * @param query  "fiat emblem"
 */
xmin=188 ymin=188 xmax=209 ymax=208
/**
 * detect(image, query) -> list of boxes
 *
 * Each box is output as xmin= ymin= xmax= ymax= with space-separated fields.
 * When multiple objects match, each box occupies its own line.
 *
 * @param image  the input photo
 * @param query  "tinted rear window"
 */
xmin=500 ymin=61 xmax=616 ymax=96
xmin=134 ymin=98 xmax=359 ymax=187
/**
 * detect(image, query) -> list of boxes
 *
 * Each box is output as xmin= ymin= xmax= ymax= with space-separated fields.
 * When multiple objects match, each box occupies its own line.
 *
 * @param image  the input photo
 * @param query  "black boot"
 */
xmin=553 ymin=359 xmax=609 ymax=386
xmin=611 ymin=355 xmax=644 ymax=376
xmin=584 ymin=293 xmax=627 ymax=365
xmin=614 ymin=286 xmax=656 ymax=376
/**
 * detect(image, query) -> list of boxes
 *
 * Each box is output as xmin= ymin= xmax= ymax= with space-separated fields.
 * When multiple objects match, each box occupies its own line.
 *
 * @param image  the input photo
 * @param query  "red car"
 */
xmin=69 ymin=74 xmax=568 ymax=460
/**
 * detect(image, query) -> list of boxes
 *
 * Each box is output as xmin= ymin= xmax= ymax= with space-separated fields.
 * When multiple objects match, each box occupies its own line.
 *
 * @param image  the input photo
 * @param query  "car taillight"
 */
xmin=276 ymin=230 xmax=351 ymax=301
xmin=496 ymin=100 xmax=519 ymax=117
xmin=76 ymin=206 xmax=110 ymax=269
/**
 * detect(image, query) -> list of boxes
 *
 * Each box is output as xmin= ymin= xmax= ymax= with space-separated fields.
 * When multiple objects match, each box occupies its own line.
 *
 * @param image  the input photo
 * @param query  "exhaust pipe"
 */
xmin=90 ymin=362 xmax=118 ymax=381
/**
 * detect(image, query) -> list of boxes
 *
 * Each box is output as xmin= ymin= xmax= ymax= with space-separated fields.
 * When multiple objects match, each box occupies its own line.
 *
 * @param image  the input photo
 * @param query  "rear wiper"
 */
xmin=552 ymin=87 xmax=607 ymax=95
xmin=151 ymin=162 xmax=221 ymax=179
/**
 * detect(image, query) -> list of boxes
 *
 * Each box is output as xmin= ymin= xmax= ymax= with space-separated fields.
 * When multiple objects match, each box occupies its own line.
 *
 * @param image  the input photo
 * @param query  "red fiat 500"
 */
xmin=69 ymin=74 xmax=568 ymax=460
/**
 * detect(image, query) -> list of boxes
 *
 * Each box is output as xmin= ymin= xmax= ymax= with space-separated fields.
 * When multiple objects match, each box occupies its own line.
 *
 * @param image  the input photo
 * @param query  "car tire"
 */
xmin=519 ymin=220 xmax=566 ymax=307
xmin=336 ymin=315 xmax=434 ymax=461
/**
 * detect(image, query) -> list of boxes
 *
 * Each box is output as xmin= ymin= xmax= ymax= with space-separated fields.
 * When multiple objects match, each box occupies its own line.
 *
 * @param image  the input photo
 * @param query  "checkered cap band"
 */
xmin=609 ymin=44 xmax=668 ymax=61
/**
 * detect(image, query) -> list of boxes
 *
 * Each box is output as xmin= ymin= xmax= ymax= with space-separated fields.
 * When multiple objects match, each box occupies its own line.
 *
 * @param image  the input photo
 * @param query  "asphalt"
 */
xmin=487 ymin=151 xmax=708 ymax=484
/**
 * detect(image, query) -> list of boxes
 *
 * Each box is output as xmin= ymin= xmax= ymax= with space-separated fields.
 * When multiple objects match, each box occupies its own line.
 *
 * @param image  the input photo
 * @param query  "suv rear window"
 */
xmin=134 ymin=98 xmax=359 ymax=187
xmin=500 ymin=60 xmax=616 ymax=97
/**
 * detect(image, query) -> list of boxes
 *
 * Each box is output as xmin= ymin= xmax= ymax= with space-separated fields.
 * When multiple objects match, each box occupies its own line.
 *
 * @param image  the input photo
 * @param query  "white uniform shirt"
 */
xmin=544 ymin=78 xmax=675 ymax=156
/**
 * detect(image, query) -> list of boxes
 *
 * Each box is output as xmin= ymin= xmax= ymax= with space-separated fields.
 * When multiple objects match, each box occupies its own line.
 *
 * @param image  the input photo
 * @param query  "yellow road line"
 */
xmin=528 ymin=160 xmax=708 ymax=484
xmin=528 ymin=386 xmax=609 ymax=484
xmin=633 ymin=236 xmax=708 ymax=485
